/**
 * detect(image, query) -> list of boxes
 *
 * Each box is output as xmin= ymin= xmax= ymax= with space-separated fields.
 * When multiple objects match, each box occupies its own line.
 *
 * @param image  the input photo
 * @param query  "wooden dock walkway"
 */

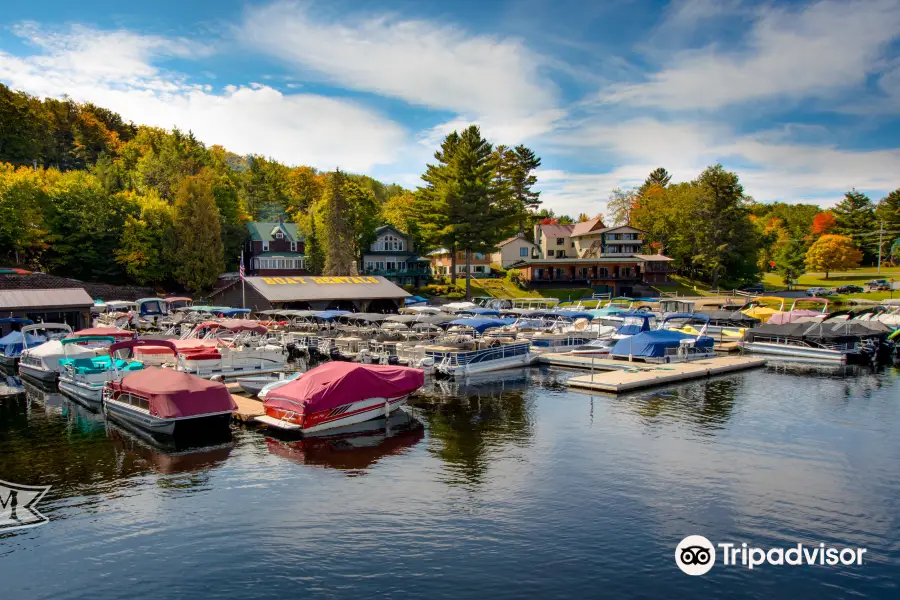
xmin=562 ymin=355 xmax=766 ymax=393
xmin=231 ymin=394 xmax=265 ymax=424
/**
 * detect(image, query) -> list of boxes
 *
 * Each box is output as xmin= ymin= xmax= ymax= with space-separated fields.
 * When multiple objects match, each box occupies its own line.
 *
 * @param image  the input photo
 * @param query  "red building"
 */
xmin=244 ymin=220 xmax=306 ymax=276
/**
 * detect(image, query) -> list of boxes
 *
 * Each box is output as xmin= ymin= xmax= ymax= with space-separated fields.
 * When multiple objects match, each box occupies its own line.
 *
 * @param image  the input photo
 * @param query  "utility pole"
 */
xmin=877 ymin=219 xmax=885 ymax=275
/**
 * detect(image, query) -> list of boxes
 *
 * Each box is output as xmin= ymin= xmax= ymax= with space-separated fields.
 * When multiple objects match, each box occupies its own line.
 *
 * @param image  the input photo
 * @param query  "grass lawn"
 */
xmin=762 ymin=266 xmax=900 ymax=304
xmin=450 ymin=278 xmax=593 ymax=304
xmin=652 ymin=275 xmax=716 ymax=297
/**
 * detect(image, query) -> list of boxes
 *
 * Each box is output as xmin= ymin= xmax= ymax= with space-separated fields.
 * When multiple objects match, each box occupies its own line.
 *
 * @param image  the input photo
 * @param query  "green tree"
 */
xmin=304 ymin=207 xmax=325 ymax=275
xmin=875 ymin=188 xmax=900 ymax=232
xmin=0 ymin=164 xmax=50 ymax=267
xmin=832 ymin=189 xmax=876 ymax=262
xmin=343 ymin=179 xmax=380 ymax=261
xmin=774 ymin=237 xmax=807 ymax=286
xmin=645 ymin=167 xmax=672 ymax=187
xmin=415 ymin=131 xmax=462 ymax=281
xmin=172 ymin=174 xmax=225 ymax=291
xmin=115 ymin=190 xmax=176 ymax=285
xmin=322 ymin=169 xmax=356 ymax=275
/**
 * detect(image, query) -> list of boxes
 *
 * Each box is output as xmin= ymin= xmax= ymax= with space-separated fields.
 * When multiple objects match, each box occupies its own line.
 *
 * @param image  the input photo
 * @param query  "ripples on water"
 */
xmin=1 ymin=364 xmax=898 ymax=599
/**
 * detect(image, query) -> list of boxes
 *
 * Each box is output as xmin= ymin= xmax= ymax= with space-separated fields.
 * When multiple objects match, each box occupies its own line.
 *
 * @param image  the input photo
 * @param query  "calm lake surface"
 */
xmin=1 ymin=364 xmax=899 ymax=599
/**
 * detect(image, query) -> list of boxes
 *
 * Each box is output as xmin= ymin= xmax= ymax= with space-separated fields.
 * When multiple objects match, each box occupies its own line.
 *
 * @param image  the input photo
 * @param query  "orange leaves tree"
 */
xmin=804 ymin=234 xmax=862 ymax=279
xmin=810 ymin=210 xmax=837 ymax=236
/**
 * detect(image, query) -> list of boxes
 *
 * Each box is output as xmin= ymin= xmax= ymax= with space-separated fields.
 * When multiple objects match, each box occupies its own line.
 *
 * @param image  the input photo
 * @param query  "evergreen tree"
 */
xmin=172 ymin=174 xmax=225 ymax=291
xmin=507 ymin=145 xmax=541 ymax=232
xmin=322 ymin=169 xmax=356 ymax=276
xmin=414 ymin=132 xmax=461 ymax=282
xmin=645 ymin=167 xmax=672 ymax=188
xmin=305 ymin=208 xmax=324 ymax=275
xmin=774 ymin=237 xmax=807 ymax=286
xmin=832 ymin=188 xmax=876 ymax=262
xmin=875 ymin=189 xmax=900 ymax=232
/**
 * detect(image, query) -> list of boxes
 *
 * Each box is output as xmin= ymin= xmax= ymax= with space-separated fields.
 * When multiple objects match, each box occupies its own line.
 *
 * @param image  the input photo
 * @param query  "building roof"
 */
xmin=0 ymin=273 xmax=154 ymax=301
xmin=570 ymin=217 xmax=605 ymax=237
xmin=215 ymin=275 xmax=410 ymax=303
xmin=510 ymin=257 xmax=647 ymax=266
xmin=0 ymin=288 xmax=93 ymax=310
xmin=246 ymin=221 xmax=304 ymax=243
xmin=571 ymin=224 xmax=646 ymax=238
xmin=537 ymin=223 xmax=575 ymax=239
xmin=496 ymin=233 xmax=538 ymax=248
xmin=374 ymin=224 xmax=409 ymax=238
xmin=254 ymin=251 xmax=305 ymax=258
xmin=633 ymin=254 xmax=674 ymax=262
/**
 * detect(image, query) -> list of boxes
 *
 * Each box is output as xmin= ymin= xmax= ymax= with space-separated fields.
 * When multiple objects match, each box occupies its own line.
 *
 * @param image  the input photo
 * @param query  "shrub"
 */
xmin=506 ymin=268 xmax=524 ymax=289
xmin=401 ymin=284 xmax=416 ymax=293
xmin=446 ymin=291 xmax=465 ymax=299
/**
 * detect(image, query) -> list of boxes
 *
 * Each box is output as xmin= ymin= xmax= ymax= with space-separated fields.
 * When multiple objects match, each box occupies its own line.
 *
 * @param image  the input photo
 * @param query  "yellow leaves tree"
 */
xmin=804 ymin=234 xmax=862 ymax=279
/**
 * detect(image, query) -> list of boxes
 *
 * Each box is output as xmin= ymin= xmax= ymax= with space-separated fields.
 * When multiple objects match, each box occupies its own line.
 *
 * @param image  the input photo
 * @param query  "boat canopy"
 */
xmin=264 ymin=362 xmax=424 ymax=416
xmin=108 ymin=367 xmax=236 ymax=418
xmin=0 ymin=317 xmax=34 ymax=325
xmin=61 ymin=335 xmax=117 ymax=345
xmin=447 ymin=318 xmax=513 ymax=334
xmin=662 ymin=312 xmax=711 ymax=325
xmin=26 ymin=339 xmax=95 ymax=359
xmin=72 ymin=327 xmax=134 ymax=339
xmin=415 ymin=314 xmax=458 ymax=326
xmin=109 ymin=339 xmax=179 ymax=356
xmin=136 ymin=298 xmax=167 ymax=316
xmin=615 ymin=312 xmax=655 ymax=336
xmin=196 ymin=319 xmax=268 ymax=334
xmin=342 ymin=313 xmax=391 ymax=323
xmin=384 ymin=314 xmax=420 ymax=324
xmin=555 ymin=310 xmax=595 ymax=321
xmin=404 ymin=295 xmax=429 ymax=305
xmin=216 ymin=308 xmax=252 ymax=317
xmin=702 ymin=310 xmax=760 ymax=324
xmin=457 ymin=308 xmax=501 ymax=316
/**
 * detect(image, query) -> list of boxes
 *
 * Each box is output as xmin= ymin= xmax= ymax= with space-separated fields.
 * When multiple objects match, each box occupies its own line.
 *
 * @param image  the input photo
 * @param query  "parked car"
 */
xmin=835 ymin=284 xmax=864 ymax=294
xmin=806 ymin=287 xmax=831 ymax=297
xmin=742 ymin=283 xmax=765 ymax=293
xmin=867 ymin=279 xmax=891 ymax=291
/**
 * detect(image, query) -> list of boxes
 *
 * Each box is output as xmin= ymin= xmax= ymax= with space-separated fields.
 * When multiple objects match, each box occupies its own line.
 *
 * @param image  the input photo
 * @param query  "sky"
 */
xmin=0 ymin=0 xmax=898 ymax=218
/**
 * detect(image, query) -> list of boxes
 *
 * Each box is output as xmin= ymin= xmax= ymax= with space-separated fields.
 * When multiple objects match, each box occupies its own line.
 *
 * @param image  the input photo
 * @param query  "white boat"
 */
xmin=236 ymin=371 xmax=301 ymax=398
xmin=17 ymin=323 xmax=80 ymax=382
xmin=57 ymin=335 xmax=145 ymax=405
xmin=424 ymin=318 xmax=532 ymax=377
xmin=258 ymin=362 xmax=423 ymax=434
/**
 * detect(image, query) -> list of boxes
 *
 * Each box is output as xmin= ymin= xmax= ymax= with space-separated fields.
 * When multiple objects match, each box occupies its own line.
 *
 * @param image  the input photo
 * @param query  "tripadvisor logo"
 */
xmin=0 ymin=479 xmax=51 ymax=532
xmin=675 ymin=535 xmax=868 ymax=575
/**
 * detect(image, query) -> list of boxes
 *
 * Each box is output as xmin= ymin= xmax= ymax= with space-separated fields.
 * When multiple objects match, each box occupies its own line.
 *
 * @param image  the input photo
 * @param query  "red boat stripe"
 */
xmin=309 ymin=396 xmax=406 ymax=427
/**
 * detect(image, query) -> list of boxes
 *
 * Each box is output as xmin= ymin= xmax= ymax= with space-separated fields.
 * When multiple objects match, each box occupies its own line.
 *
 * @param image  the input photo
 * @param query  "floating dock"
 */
xmin=538 ymin=353 xmax=766 ymax=393
xmin=231 ymin=394 xmax=265 ymax=424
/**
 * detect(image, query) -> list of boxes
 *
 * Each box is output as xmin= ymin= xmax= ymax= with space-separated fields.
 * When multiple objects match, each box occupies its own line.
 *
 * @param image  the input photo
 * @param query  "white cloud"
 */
xmin=0 ymin=23 xmax=406 ymax=172
xmin=240 ymin=1 xmax=561 ymax=139
xmin=602 ymin=0 xmax=900 ymax=110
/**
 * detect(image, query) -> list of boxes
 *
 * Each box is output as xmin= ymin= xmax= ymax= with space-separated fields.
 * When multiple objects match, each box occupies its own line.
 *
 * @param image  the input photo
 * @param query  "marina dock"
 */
xmin=537 ymin=353 xmax=766 ymax=393
xmin=230 ymin=393 xmax=266 ymax=423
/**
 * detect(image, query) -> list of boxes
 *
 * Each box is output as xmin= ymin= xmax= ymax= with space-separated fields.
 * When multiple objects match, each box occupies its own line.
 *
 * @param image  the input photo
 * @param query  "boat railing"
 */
xmin=433 ymin=341 xmax=531 ymax=366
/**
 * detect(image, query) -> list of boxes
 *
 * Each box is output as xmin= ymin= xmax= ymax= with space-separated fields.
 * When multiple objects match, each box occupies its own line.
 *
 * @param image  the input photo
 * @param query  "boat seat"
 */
xmin=60 ymin=356 xmax=144 ymax=375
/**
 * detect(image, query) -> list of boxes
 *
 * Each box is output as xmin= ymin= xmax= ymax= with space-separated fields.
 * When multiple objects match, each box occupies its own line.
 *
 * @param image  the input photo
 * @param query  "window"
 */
xmin=598 ymin=267 xmax=609 ymax=277
xmin=263 ymin=241 xmax=269 ymax=251
xmin=519 ymin=247 xmax=528 ymax=257
xmin=275 ymin=231 xmax=284 ymax=239
xmin=556 ymin=237 xmax=565 ymax=245
xmin=253 ymin=258 xmax=260 ymax=269
xmin=621 ymin=267 xmax=633 ymax=277
xmin=557 ymin=250 xmax=566 ymax=258
xmin=571 ymin=241 xmax=575 ymax=248
xmin=290 ymin=241 xmax=297 ymax=252
xmin=474 ymin=265 xmax=484 ymax=273
xmin=607 ymin=246 xmax=618 ymax=253
xmin=387 ymin=261 xmax=397 ymax=271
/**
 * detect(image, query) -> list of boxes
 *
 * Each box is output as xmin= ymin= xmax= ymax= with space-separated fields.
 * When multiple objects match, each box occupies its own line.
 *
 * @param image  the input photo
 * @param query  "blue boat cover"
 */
xmin=448 ymin=318 xmax=514 ymax=333
xmin=405 ymin=296 xmax=428 ymax=304
xmin=217 ymin=308 xmax=251 ymax=316
xmin=0 ymin=331 xmax=45 ymax=357
xmin=458 ymin=308 xmax=501 ymax=316
xmin=611 ymin=330 xmax=715 ymax=358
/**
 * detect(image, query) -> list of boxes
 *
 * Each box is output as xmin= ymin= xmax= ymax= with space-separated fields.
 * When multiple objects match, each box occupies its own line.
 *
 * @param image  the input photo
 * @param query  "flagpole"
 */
xmin=240 ymin=251 xmax=246 ymax=310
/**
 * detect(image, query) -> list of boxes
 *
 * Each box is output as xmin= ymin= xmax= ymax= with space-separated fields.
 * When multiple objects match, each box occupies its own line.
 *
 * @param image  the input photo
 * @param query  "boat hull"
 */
xmin=436 ymin=352 xmax=533 ymax=378
xmin=740 ymin=341 xmax=849 ymax=364
xmin=259 ymin=395 xmax=409 ymax=434
xmin=58 ymin=378 xmax=104 ymax=405
xmin=103 ymin=398 xmax=233 ymax=436
xmin=18 ymin=362 xmax=59 ymax=383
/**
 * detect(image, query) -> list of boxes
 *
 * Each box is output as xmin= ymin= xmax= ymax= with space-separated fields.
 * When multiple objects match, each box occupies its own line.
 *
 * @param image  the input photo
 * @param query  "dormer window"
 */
xmin=275 ymin=231 xmax=284 ymax=239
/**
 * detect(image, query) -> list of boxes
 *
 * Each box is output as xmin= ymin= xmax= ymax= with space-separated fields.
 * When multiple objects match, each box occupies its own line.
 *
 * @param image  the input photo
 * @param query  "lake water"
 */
xmin=1 ymin=364 xmax=899 ymax=599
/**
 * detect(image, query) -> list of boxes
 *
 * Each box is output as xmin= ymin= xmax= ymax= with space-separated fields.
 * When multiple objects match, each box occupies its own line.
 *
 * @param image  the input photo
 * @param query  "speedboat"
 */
xmin=0 ymin=319 xmax=39 ymax=368
xmin=257 ymin=362 xmax=424 ymax=434
xmin=17 ymin=323 xmax=80 ymax=382
xmin=570 ymin=311 xmax=655 ymax=356
xmin=610 ymin=313 xmax=715 ymax=362
xmin=103 ymin=343 xmax=237 ymax=436
xmin=57 ymin=335 xmax=144 ymax=406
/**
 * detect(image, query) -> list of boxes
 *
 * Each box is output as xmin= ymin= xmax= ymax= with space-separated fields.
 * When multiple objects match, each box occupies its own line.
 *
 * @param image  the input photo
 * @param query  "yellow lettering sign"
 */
xmin=262 ymin=277 xmax=276 ymax=284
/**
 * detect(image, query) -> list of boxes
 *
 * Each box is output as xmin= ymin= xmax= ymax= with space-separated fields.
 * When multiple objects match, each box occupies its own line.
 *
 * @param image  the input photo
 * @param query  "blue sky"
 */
xmin=1 ymin=0 xmax=898 ymax=217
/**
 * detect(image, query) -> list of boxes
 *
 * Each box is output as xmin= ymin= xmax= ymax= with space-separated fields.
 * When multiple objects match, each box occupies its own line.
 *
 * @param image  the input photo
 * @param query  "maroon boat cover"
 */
xmin=197 ymin=320 xmax=267 ymax=334
xmin=265 ymin=363 xmax=424 ymax=415
xmin=108 ymin=367 xmax=237 ymax=418
xmin=73 ymin=327 xmax=135 ymax=339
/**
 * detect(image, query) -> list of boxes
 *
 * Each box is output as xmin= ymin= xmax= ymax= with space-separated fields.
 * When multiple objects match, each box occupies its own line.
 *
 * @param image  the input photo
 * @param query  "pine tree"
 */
xmin=875 ymin=189 xmax=900 ymax=232
xmin=833 ymin=188 xmax=876 ymax=262
xmin=172 ymin=174 xmax=225 ymax=291
xmin=322 ymin=169 xmax=356 ymax=276
xmin=645 ymin=167 xmax=672 ymax=188
xmin=774 ymin=237 xmax=807 ymax=286
xmin=414 ymin=132 xmax=461 ymax=282
xmin=305 ymin=208 xmax=324 ymax=275
xmin=508 ymin=145 xmax=541 ymax=232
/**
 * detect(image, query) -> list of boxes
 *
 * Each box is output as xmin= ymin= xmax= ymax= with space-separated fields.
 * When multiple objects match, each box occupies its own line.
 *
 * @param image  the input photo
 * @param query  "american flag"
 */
xmin=239 ymin=253 xmax=245 ymax=280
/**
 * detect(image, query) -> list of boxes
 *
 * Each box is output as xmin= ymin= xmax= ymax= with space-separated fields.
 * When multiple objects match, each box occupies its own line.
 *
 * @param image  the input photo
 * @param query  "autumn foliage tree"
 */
xmin=804 ymin=234 xmax=862 ymax=279
xmin=810 ymin=210 xmax=837 ymax=236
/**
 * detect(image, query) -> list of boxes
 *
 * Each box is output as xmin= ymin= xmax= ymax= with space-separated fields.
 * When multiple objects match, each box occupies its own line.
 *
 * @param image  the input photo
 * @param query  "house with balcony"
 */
xmin=508 ymin=220 xmax=673 ymax=295
xmin=361 ymin=225 xmax=430 ymax=287
xmin=245 ymin=219 xmax=306 ymax=276
xmin=429 ymin=248 xmax=492 ymax=278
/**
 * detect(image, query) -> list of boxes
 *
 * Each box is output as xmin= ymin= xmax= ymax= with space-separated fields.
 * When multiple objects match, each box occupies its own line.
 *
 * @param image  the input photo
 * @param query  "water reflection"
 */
xmin=413 ymin=370 xmax=536 ymax=487
xmin=265 ymin=410 xmax=424 ymax=474
xmin=620 ymin=377 xmax=741 ymax=434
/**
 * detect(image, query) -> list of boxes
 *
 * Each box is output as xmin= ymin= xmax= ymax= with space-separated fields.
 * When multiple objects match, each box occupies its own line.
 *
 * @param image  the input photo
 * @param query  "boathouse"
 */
xmin=209 ymin=275 xmax=410 ymax=313
xmin=0 ymin=288 xmax=93 ymax=329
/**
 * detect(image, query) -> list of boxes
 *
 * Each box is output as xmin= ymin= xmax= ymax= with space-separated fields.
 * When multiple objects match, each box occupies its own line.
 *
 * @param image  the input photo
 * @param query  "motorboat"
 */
xmin=131 ymin=298 xmax=169 ymax=330
xmin=528 ymin=310 xmax=601 ymax=353
xmin=103 ymin=348 xmax=237 ymax=436
xmin=570 ymin=311 xmax=655 ymax=356
xmin=93 ymin=300 xmax=137 ymax=327
xmin=429 ymin=318 xmax=533 ymax=378
xmin=57 ymin=335 xmax=145 ymax=405
xmin=610 ymin=313 xmax=715 ymax=362
xmin=236 ymin=371 xmax=302 ymax=398
xmin=17 ymin=324 xmax=80 ymax=382
xmin=766 ymin=298 xmax=829 ymax=325
xmin=257 ymin=362 xmax=424 ymax=434
xmin=0 ymin=319 xmax=39 ymax=368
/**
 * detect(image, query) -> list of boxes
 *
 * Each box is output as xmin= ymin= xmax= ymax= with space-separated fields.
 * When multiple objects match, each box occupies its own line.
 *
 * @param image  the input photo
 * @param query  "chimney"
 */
xmin=533 ymin=223 xmax=540 ymax=244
